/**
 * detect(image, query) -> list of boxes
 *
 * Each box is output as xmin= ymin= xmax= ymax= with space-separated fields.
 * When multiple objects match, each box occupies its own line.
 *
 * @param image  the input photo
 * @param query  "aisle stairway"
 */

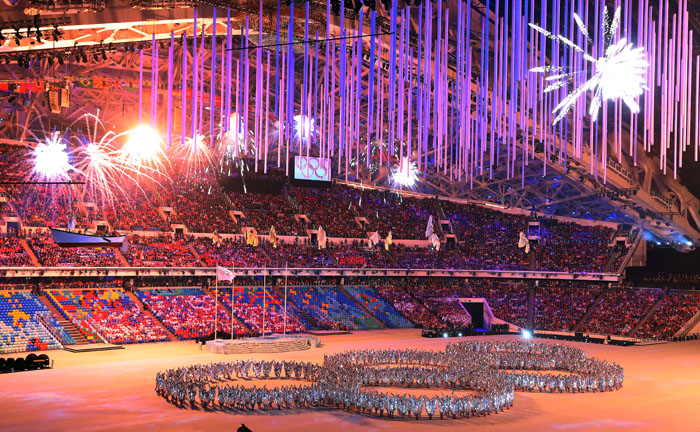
xmin=337 ymin=285 xmax=385 ymax=329
xmin=572 ymin=290 xmax=606 ymax=332
xmin=188 ymin=244 xmax=204 ymax=265
xmin=676 ymin=310 xmax=700 ymax=337
xmin=628 ymin=295 xmax=666 ymax=337
xmin=113 ymin=249 xmax=130 ymax=267
xmin=272 ymin=286 xmax=318 ymax=329
xmin=125 ymin=291 xmax=179 ymax=341
xmin=19 ymin=239 xmax=40 ymax=266
xmin=603 ymin=252 xmax=618 ymax=273
xmin=36 ymin=292 xmax=89 ymax=345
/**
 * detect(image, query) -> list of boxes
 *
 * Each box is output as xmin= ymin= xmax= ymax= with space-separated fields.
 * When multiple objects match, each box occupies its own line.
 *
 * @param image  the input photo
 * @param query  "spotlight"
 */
xmin=458 ymin=332 xmax=463 ymax=337
xmin=443 ymin=332 xmax=448 ymax=338
xmin=122 ymin=125 xmax=163 ymax=164
xmin=521 ymin=329 xmax=532 ymax=340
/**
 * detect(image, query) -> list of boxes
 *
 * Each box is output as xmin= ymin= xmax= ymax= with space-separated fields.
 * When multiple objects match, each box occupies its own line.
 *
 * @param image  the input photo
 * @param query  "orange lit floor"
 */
xmin=1 ymin=329 xmax=699 ymax=432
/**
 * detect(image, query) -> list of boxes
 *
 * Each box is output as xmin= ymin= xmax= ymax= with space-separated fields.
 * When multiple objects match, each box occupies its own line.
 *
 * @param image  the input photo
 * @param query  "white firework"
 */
xmin=530 ymin=6 xmax=648 ymax=124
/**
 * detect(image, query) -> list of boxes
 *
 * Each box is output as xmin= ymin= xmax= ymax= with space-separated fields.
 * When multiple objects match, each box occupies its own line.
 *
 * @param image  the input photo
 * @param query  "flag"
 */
xmin=430 ymin=233 xmax=441 ymax=250
xmin=216 ymin=265 xmax=235 ymax=282
xmin=384 ymin=230 xmax=393 ymax=251
xmin=318 ymin=225 xmax=327 ymax=249
xmin=369 ymin=231 xmax=380 ymax=246
xmin=425 ymin=215 xmax=434 ymax=238
xmin=269 ymin=226 xmax=278 ymax=249
xmin=246 ymin=230 xmax=258 ymax=246
xmin=518 ymin=231 xmax=530 ymax=254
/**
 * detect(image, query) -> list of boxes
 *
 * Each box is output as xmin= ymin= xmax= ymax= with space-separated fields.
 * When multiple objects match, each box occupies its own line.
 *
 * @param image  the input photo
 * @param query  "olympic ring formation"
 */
xmin=155 ymin=341 xmax=624 ymax=420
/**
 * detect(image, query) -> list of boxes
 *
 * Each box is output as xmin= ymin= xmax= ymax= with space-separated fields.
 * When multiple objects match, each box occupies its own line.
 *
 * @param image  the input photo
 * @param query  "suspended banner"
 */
xmin=49 ymin=228 xmax=126 ymax=248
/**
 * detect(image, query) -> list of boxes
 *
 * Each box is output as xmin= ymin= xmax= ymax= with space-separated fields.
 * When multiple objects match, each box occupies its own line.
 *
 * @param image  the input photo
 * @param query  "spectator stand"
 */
xmin=137 ymin=288 xmax=235 ymax=339
xmin=214 ymin=286 xmax=305 ymax=335
xmin=344 ymin=285 xmax=414 ymax=328
xmin=0 ymin=290 xmax=63 ymax=353
xmin=46 ymin=289 xmax=169 ymax=344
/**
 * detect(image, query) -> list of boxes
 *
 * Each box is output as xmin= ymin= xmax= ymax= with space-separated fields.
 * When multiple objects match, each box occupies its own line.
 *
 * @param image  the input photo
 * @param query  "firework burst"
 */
xmin=169 ymin=134 xmax=217 ymax=179
xmin=31 ymin=132 xmax=73 ymax=181
xmin=530 ymin=6 xmax=648 ymax=124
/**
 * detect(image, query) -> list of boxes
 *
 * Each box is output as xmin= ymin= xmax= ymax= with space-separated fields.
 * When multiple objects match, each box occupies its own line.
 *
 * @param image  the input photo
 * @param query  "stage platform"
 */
xmin=205 ymin=334 xmax=321 ymax=354
xmin=63 ymin=344 xmax=125 ymax=353
xmin=306 ymin=329 xmax=351 ymax=336
xmin=532 ymin=330 xmax=666 ymax=346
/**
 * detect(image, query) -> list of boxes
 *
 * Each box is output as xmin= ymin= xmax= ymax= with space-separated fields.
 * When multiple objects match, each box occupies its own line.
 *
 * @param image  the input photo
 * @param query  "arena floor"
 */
xmin=1 ymin=329 xmax=699 ymax=432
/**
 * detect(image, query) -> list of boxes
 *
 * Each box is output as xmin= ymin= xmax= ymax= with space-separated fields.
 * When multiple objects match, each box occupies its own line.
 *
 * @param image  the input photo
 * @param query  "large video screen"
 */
xmin=294 ymin=156 xmax=331 ymax=182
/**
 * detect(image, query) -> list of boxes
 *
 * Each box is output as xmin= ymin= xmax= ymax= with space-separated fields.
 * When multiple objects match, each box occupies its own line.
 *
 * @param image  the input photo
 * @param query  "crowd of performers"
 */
xmin=155 ymin=341 xmax=623 ymax=420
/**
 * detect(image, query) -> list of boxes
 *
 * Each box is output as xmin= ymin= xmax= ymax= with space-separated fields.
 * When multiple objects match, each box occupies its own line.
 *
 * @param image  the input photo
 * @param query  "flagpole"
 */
xmin=262 ymin=270 xmax=266 ymax=339
xmin=284 ymin=262 xmax=288 ymax=337
xmin=214 ymin=274 xmax=218 ymax=341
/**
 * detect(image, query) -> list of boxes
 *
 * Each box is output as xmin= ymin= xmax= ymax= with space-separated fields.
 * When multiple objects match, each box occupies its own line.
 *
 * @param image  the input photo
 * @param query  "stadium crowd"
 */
xmin=0 ymin=234 xmax=33 ymax=266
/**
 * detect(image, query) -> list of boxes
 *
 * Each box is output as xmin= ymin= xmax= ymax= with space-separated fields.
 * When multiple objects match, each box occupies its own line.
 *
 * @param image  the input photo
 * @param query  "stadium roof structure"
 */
xmin=0 ymin=0 xmax=699 ymax=249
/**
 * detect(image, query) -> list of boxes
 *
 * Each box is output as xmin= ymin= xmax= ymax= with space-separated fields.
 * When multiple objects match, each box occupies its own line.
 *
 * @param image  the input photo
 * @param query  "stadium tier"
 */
xmin=28 ymin=232 xmax=122 ymax=267
xmin=0 ymin=234 xmax=33 ymax=267
xmin=0 ymin=291 xmax=63 ymax=353
xmin=136 ymin=288 xmax=242 ymax=339
xmin=46 ymin=289 xmax=169 ymax=344
xmin=193 ymin=237 xmax=272 ymax=267
xmin=214 ymin=286 xmax=306 ymax=334
xmin=123 ymin=235 xmax=200 ymax=267
xmin=339 ymin=285 xmax=413 ymax=329
xmin=286 ymin=285 xmax=382 ymax=331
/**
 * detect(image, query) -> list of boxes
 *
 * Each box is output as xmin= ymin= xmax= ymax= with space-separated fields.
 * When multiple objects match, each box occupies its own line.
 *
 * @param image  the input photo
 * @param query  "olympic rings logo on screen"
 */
xmin=295 ymin=156 xmax=331 ymax=181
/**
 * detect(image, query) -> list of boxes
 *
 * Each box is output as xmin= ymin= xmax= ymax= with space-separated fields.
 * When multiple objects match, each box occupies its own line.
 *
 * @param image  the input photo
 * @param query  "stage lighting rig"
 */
xmin=130 ymin=0 xmax=198 ymax=10
xmin=24 ymin=0 xmax=106 ymax=15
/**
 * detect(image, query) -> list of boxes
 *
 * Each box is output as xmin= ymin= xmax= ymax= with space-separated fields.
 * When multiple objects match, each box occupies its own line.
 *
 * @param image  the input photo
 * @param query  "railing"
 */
xmin=73 ymin=317 xmax=106 ymax=344
xmin=35 ymin=312 xmax=65 ymax=348
xmin=675 ymin=309 xmax=700 ymax=338
xmin=0 ymin=266 xmax=622 ymax=281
